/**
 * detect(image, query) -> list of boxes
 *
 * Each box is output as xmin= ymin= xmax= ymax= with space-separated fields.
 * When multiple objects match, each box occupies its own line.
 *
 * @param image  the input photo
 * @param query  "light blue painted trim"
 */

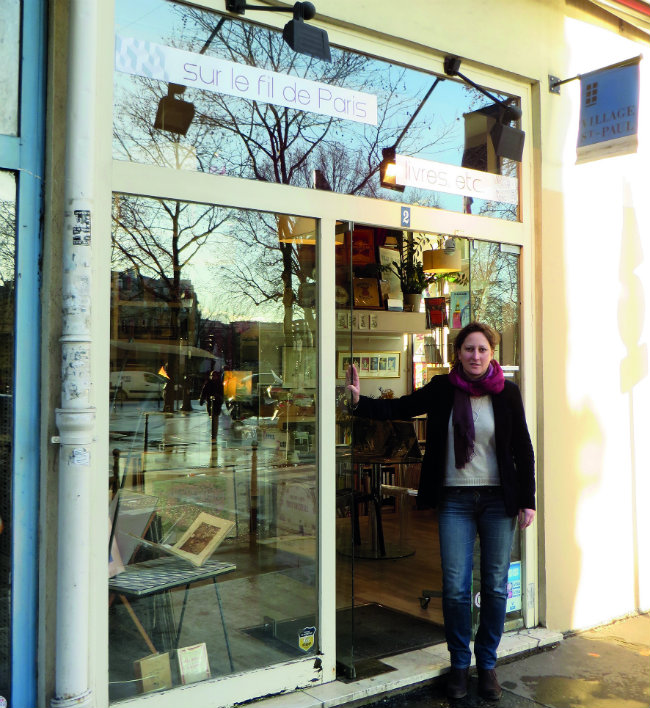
xmin=10 ymin=0 xmax=47 ymax=705
xmin=0 ymin=136 xmax=20 ymax=170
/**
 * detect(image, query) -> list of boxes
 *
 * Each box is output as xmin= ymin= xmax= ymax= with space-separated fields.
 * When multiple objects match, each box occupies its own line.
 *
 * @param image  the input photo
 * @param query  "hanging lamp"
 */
xmin=423 ymin=237 xmax=461 ymax=273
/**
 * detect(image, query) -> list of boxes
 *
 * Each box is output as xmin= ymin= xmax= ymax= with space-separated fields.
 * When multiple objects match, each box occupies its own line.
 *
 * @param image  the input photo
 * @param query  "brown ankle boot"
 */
xmin=478 ymin=668 xmax=502 ymax=700
xmin=447 ymin=666 xmax=469 ymax=699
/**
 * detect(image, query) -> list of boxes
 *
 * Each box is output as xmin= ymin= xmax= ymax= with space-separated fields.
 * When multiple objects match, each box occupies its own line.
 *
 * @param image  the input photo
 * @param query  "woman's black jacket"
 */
xmin=354 ymin=374 xmax=535 ymax=517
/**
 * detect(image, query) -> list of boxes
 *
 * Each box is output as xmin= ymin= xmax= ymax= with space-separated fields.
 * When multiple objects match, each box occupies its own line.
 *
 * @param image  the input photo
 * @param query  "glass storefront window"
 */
xmin=113 ymin=0 xmax=521 ymax=220
xmin=0 ymin=170 xmax=16 ymax=698
xmin=414 ymin=237 xmax=521 ymax=387
xmin=108 ymin=196 xmax=319 ymax=700
xmin=0 ymin=0 xmax=20 ymax=136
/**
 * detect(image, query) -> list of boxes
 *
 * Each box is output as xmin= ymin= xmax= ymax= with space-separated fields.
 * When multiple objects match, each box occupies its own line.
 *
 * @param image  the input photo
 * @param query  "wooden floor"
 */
xmin=336 ymin=503 xmax=444 ymax=626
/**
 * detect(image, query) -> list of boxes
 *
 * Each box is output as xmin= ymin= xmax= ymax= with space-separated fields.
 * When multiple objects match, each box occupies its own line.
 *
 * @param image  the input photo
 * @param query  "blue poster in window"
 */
xmin=577 ymin=58 xmax=640 ymax=163
xmin=450 ymin=291 xmax=470 ymax=329
xmin=506 ymin=561 xmax=522 ymax=613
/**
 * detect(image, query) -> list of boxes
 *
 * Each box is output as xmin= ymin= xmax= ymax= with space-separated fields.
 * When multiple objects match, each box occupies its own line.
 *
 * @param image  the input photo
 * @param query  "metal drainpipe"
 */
xmin=51 ymin=0 xmax=98 ymax=706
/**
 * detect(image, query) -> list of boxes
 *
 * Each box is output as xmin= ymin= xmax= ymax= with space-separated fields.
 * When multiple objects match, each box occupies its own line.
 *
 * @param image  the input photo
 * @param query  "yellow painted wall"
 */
xmin=321 ymin=1 xmax=650 ymax=632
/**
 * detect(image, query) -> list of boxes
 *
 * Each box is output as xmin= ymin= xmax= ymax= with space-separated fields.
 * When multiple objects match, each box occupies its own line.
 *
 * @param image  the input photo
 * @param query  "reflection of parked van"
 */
xmin=110 ymin=371 xmax=167 ymax=400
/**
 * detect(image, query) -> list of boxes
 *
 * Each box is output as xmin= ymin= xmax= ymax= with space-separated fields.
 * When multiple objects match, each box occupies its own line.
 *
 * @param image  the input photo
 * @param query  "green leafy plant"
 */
xmin=380 ymin=234 xmax=434 ymax=295
xmin=379 ymin=233 xmax=464 ymax=294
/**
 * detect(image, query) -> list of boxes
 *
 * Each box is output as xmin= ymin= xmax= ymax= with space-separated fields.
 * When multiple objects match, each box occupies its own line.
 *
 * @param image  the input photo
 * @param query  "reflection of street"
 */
xmin=109 ymin=399 xmax=297 ymax=470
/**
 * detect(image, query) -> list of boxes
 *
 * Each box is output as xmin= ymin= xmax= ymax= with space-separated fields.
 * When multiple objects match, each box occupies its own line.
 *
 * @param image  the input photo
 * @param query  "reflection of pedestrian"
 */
xmin=162 ymin=363 xmax=175 ymax=413
xmin=200 ymin=370 xmax=224 ymax=440
xmin=347 ymin=322 xmax=535 ymax=701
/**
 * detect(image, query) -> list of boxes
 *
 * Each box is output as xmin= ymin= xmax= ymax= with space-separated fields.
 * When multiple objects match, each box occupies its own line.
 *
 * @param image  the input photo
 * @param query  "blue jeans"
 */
xmin=438 ymin=486 xmax=516 ymax=669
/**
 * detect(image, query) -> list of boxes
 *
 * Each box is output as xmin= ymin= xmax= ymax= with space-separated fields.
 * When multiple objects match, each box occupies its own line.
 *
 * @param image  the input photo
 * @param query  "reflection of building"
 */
xmin=111 ymin=270 xmax=198 ymax=347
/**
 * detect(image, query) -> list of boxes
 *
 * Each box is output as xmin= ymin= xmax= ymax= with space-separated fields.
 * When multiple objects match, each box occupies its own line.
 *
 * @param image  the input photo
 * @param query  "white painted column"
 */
xmin=51 ymin=0 xmax=98 ymax=706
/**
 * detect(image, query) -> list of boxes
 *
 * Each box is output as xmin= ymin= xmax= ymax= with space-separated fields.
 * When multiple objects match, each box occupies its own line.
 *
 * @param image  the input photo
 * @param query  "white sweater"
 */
xmin=444 ymin=395 xmax=500 ymax=486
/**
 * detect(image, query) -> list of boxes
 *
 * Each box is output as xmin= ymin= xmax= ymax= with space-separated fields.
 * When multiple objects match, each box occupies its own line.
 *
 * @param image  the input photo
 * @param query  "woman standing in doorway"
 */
xmin=347 ymin=322 xmax=535 ymax=701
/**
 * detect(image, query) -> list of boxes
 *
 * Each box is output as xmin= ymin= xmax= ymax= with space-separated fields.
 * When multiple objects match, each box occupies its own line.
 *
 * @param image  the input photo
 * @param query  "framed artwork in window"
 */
xmin=337 ymin=351 xmax=400 ymax=379
xmin=353 ymin=277 xmax=382 ymax=309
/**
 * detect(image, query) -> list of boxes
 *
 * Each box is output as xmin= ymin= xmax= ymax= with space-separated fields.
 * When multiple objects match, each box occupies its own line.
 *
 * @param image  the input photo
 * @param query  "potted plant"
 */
xmin=382 ymin=235 xmax=434 ymax=311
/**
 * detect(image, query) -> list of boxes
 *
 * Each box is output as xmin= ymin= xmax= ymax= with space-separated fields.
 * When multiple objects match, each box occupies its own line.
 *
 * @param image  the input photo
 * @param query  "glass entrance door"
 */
xmin=334 ymin=222 xmax=525 ymax=678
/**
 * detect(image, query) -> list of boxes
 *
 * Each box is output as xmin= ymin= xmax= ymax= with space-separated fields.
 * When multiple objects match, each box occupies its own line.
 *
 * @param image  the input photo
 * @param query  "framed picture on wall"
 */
xmin=337 ymin=351 xmax=400 ymax=378
xmin=353 ymin=278 xmax=382 ymax=309
xmin=350 ymin=228 xmax=376 ymax=266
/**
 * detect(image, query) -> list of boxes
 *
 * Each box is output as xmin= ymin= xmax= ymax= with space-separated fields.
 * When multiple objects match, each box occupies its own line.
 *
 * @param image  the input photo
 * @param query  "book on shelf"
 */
xmin=129 ymin=512 xmax=235 ymax=567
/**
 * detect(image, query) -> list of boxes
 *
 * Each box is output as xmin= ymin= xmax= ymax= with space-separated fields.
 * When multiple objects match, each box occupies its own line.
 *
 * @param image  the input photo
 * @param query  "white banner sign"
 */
xmin=395 ymin=154 xmax=518 ymax=204
xmin=115 ymin=35 xmax=377 ymax=126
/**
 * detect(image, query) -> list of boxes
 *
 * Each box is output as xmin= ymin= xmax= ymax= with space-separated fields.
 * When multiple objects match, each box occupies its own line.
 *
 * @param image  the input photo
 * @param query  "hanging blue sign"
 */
xmin=400 ymin=206 xmax=411 ymax=227
xmin=577 ymin=58 xmax=640 ymax=163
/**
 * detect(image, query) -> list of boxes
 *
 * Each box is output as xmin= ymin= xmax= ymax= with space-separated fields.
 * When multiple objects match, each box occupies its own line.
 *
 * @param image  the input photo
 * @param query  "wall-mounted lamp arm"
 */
xmin=225 ymin=1 xmax=330 ymax=61
xmin=389 ymin=77 xmax=443 ymax=151
xmin=226 ymin=1 xmax=316 ymax=19
xmin=199 ymin=17 xmax=226 ymax=54
xmin=444 ymin=55 xmax=522 ymax=122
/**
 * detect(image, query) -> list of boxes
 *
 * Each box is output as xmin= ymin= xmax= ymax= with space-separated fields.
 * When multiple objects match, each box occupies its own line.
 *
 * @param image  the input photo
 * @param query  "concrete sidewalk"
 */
xmin=360 ymin=612 xmax=650 ymax=708
xmin=253 ymin=613 xmax=648 ymax=708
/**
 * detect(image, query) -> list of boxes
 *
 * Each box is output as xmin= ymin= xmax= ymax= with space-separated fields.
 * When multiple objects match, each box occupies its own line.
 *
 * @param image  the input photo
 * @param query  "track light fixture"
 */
xmin=154 ymin=83 xmax=195 ymax=135
xmin=154 ymin=3 xmax=330 ymax=136
xmin=226 ymin=1 xmax=331 ymax=61
xmin=444 ymin=55 xmax=525 ymax=162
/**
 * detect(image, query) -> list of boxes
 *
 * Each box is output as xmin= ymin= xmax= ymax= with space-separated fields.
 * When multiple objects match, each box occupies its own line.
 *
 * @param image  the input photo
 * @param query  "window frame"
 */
xmin=96 ymin=3 xmax=538 ymax=704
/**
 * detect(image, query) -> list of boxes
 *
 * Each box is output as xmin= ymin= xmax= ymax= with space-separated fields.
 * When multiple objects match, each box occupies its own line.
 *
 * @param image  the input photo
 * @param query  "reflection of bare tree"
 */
xmin=113 ymin=5 xmax=455 ymax=193
xmin=471 ymin=242 xmax=519 ymax=350
xmin=216 ymin=210 xmax=315 ymax=345
xmin=111 ymin=3 xmax=459 ymax=339
xmin=111 ymin=195 xmax=229 ymax=409
xmin=0 ymin=199 xmax=15 ymax=286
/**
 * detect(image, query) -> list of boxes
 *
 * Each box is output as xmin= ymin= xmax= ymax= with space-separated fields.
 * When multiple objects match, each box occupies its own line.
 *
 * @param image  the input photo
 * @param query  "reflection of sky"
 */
xmin=0 ymin=171 xmax=16 ymax=201
xmin=113 ymin=0 xmax=517 ymax=219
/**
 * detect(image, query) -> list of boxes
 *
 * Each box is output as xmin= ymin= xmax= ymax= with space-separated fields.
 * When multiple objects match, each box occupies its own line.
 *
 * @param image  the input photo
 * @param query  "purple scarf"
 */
xmin=448 ymin=360 xmax=505 ymax=469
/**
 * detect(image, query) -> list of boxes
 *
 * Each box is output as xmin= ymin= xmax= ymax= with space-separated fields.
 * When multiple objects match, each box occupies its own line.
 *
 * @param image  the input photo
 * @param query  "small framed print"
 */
xmin=337 ymin=353 xmax=352 ymax=379
xmin=353 ymin=278 xmax=382 ymax=309
xmin=337 ymin=351 xmax=400 ymax=379
xmin=358 ymin=312 xmax=370 ymax=330
xmin=369 ymin=313 xmax=379 ymax=330
xmin=336 ymin=311 xmax=349 ymax=329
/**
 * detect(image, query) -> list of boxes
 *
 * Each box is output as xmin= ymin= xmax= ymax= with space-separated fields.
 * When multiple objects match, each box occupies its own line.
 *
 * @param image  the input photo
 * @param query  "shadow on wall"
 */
xmin=618 ymin=180 xmax=647 ymax=612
